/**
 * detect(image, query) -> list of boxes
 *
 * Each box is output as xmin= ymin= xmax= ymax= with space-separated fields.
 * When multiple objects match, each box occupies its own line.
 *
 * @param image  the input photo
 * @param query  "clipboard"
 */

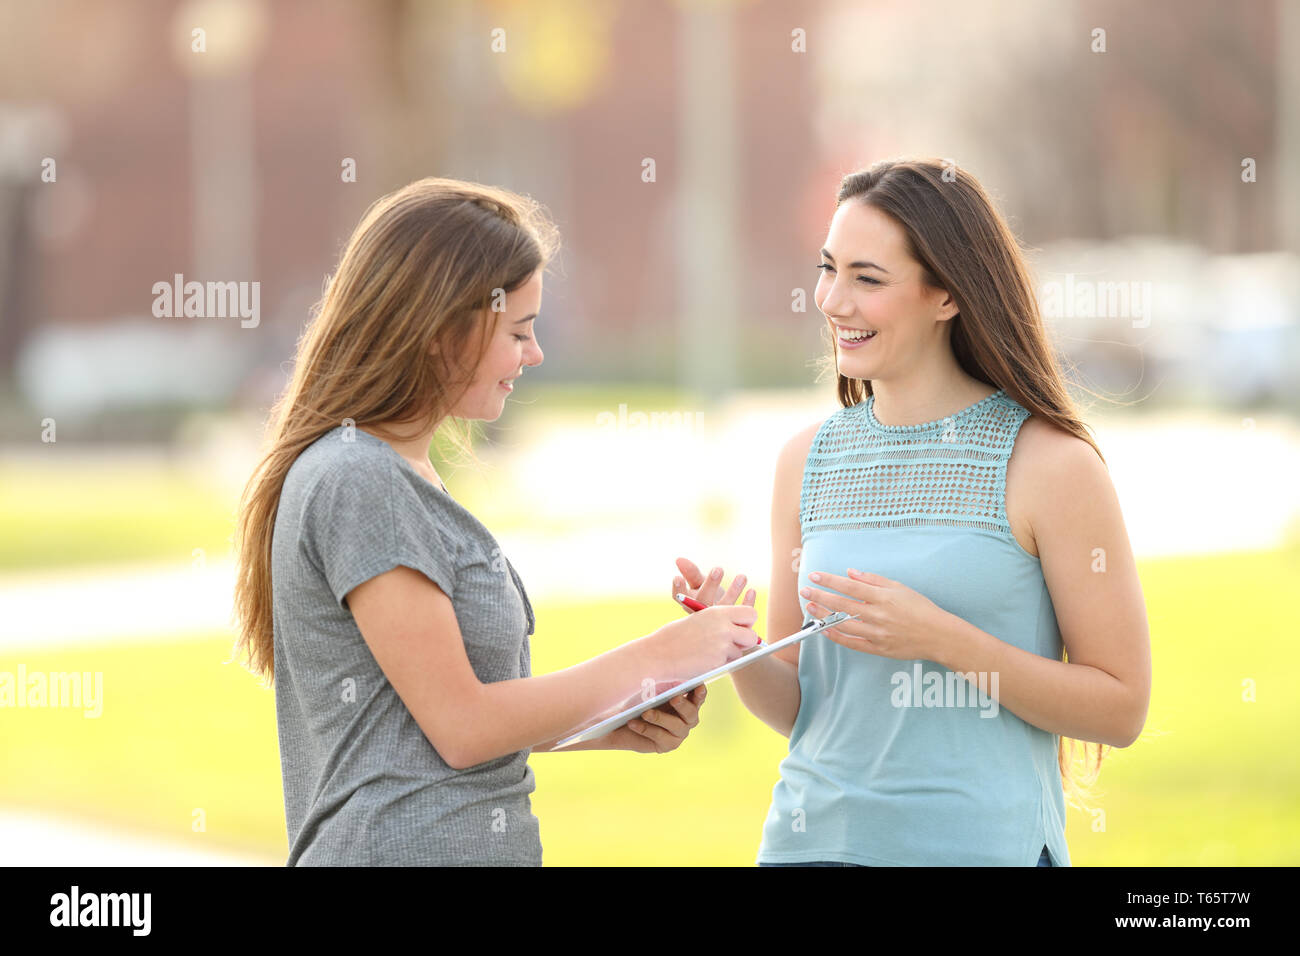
xmin=549 ymin=610 xmax=857 ymax=750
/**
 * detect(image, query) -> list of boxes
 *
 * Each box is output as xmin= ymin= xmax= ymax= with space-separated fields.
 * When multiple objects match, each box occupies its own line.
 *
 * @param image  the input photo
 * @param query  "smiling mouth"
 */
xmin=835 ymin=326 xmax=878 ymax=343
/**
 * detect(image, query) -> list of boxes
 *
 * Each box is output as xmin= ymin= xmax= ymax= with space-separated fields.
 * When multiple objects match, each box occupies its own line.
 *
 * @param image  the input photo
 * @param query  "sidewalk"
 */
xmin=0 ymin=807 xmax=279 ymax=866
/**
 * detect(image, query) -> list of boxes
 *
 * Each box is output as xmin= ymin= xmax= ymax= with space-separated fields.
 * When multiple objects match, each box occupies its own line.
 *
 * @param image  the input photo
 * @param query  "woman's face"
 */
xmin=814 ymin=199 xmax=957 ymax=383
xmin=446 ymin=267 xmax=545 ymax=421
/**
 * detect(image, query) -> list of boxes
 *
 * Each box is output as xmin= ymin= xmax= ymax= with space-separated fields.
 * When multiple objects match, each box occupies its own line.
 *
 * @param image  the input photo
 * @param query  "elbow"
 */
xmin=1109 ymin=729 xmax=1139 ymax=749
xmin=425 ymin=684 xmax=489 ymax=770
xmin=435 ymin=724 xmax=494 ymax=770
xmin=1098 ymin=675 xmax=1150 ymax=749
xmin=418 ymin=722 xmax=481 ymax=772
xmin=1111 ymin=702 xmax=1149 ymax=749
xmin=440 ymin=731 xmax=499 ymax=770
xmin=425 ymin=729 xmax=472 ymax=770
xmin=1100 ymin=722 xmax=1142 ymax=750
xmin=1116 ymin=720 xmax=1145 ymax=749
xmin=440 ymin=744 xmax=473 ymax=771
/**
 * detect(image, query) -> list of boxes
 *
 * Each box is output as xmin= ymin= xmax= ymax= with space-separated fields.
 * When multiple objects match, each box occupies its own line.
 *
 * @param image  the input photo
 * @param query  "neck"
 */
xmin=358 ymin=418 xmax=444 ymax=480
xmin=868 ymin=343 xmax=994 ymax=426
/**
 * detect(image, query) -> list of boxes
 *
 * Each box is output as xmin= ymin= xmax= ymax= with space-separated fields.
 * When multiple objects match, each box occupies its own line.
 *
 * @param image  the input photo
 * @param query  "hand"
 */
xmin=649 ymin=603 xmax=759 ymax=678
xmin=800 ymin=568 xmax=953 ymax=662
xmin=603 ymin=686 xmax=708 ymax=754
xmin=672 ymin=557 xmax=757 ymax=612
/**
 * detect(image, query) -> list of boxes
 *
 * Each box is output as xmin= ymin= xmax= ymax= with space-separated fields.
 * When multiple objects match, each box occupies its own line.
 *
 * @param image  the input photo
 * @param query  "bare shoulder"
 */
xmin=772 ymin=417 xmax=828 ymax=503
xmin=771 ymin=416 xmax=829 ymax=536
xmin=1006 ymin=414 xmax=1113 ymax=555
xmin=1008 ymin=414 xmax=1107 ymax=487
xmin=1003 ymin=416 xmax=1107 ymax=556
xmin=776 ymin=417 xmax=828 ymax=472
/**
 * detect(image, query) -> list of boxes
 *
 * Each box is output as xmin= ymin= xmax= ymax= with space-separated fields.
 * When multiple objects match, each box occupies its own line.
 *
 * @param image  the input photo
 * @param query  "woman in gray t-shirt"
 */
xmin=233 ymin=178 xmax=759 ymax=865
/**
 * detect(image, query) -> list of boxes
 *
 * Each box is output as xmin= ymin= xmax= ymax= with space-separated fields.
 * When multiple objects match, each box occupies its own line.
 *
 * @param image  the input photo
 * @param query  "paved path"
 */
xmin=0 ymin=807 xmax=279 ymax=866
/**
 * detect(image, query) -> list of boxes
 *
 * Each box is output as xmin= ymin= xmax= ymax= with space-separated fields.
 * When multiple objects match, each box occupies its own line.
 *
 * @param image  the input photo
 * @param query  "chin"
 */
xmin=457 ymin=391 xmax=509 ymax=421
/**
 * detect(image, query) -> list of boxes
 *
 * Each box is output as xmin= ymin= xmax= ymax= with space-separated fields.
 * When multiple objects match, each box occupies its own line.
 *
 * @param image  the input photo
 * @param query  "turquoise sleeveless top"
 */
xmin=756 ymin=388 xmax=1071 ymax=867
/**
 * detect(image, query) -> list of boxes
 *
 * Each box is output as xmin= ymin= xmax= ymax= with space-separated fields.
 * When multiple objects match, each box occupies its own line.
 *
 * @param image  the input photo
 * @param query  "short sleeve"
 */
xmin=300 ymin=452 xmax=458 ymax=609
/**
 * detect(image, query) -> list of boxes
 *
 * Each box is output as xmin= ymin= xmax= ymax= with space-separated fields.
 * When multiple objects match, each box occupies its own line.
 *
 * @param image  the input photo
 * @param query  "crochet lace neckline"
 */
xmin=862 ymin=388 xmax=1005 ymax=433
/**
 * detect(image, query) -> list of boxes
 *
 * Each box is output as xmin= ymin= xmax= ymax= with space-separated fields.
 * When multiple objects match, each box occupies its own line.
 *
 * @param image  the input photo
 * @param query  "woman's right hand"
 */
xmin=646 ymin=603 xmax=759 ymax=681
xmin=672 ymin=557 xmax=756 ymax=609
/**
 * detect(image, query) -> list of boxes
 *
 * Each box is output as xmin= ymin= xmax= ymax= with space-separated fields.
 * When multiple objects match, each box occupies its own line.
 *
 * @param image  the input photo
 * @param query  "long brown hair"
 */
xmin=823 ymin=158 xmax=1108 ymax=811
xmin=232 ymin=178 xmax=560 ymax=684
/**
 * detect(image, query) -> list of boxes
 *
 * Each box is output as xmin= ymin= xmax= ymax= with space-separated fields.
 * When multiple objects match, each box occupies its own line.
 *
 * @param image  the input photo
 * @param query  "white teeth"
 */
xmin=839 ymin=329 xmax=876 ymax=341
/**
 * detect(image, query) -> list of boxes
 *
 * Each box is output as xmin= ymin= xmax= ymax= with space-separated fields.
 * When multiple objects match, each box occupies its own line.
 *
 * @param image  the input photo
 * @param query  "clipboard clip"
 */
xmin=811 ymin=610 xmax=858 ymax=628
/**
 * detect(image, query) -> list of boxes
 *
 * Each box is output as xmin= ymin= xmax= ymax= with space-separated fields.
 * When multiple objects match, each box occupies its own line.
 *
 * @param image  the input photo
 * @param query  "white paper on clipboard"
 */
xmin=549 ymin=611 xmax=857 ymax=750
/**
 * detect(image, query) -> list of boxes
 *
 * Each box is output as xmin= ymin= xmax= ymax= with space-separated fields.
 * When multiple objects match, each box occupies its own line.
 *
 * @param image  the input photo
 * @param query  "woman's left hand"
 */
xmin=603 ymin=685 xmax=707 ymax=754
xmin=800 ymin=569 xmax=954 ymax=662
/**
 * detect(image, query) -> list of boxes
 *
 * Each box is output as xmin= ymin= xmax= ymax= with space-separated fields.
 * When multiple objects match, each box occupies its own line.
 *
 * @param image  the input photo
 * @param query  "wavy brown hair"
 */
xmin=821 ymin=157 xmax=1108 ymax=811
xmin=232 ymin=177 xmax=560 ymax=684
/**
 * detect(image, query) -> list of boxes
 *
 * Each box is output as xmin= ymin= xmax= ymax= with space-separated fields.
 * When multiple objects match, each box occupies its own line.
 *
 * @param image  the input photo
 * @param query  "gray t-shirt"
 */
xmin=271 ymin=424 xmax=542 ymax=865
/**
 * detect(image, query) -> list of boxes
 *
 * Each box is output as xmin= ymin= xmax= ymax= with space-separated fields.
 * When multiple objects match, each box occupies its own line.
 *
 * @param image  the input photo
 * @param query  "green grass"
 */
xmin=1 ymin=543 xmax=1297 ymax=865
xmin=0 ymin=462 xmax=236 ymax=571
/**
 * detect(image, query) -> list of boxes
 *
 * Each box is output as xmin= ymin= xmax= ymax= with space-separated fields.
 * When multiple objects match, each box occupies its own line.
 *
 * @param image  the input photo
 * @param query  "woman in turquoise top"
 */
xmin=674 ymin=158 xmax=1152 ymax=866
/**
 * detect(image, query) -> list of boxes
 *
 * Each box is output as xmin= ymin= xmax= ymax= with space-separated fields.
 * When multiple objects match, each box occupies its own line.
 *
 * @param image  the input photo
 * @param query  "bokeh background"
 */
xmin=1 ymin=0 xmax=1298 ymax=865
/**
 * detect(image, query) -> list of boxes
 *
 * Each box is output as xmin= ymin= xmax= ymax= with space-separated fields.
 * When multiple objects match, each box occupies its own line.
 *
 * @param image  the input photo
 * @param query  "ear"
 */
xmin=934 ymin=288 xmax=959 ymax=323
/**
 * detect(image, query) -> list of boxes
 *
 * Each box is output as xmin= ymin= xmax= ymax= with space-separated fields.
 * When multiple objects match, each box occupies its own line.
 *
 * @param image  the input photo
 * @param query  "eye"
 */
xmin=816 ymin=263 xmax=879 ymax=285
xmin=513 ymin=333 xmax=530 ymax=342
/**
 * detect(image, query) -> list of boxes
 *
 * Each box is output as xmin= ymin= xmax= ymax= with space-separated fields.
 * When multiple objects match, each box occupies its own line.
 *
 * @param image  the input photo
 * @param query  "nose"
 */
xmin=526 ymin=336 xmax=543 ymax=368
xmin=817 ymin=281 xmax=857 ymax=325
xmin=815 ymin=271 xmax=849 ymax=320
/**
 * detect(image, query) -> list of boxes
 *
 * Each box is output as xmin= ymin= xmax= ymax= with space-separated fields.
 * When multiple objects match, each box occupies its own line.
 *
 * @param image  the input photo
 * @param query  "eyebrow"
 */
xmin=515 ymin=313 xmax=538 ymax=324
xmin=820 ymin=249 xmax=890 ymax=273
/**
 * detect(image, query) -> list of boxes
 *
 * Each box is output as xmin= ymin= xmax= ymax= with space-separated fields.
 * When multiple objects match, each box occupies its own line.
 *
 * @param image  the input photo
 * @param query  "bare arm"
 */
xmin=930 ymin=420 xmax=1151 ymax=747
xmin=346 ymin=567 xmax=754 ymax=769
xmin=726 ymin=421 xmax=823 ymax=737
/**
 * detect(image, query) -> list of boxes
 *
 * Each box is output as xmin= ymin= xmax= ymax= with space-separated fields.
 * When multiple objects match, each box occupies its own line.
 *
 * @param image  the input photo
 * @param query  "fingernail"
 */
xmin=800 ymin=587 xmax=810 ymax=596
xmin=711 ymin=568 xmax=721 ymax=580
xmin=809 ymin=572 xmax=821 ymax=581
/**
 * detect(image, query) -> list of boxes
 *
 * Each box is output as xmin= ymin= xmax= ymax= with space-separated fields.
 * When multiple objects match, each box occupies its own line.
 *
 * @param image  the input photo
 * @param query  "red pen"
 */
xmin=674 ymin=592 xmax=763 ymax=644
xmin=674 ymin=593 xmax=708 ymax=612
